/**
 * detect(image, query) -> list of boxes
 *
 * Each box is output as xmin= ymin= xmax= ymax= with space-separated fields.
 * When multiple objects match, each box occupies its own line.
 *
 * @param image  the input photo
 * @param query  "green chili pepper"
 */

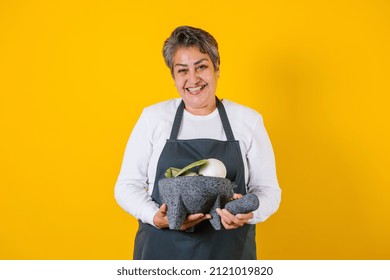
xmin=173 ymin=159 xmax=207 ymax=177
xmin=164 ymin=159 xmax=208 ymax=178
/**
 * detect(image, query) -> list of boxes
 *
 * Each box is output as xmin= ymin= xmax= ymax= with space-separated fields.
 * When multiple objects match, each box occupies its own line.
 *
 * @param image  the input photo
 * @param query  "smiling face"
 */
xmin=173 ymin=46 xmax=219 ymax=115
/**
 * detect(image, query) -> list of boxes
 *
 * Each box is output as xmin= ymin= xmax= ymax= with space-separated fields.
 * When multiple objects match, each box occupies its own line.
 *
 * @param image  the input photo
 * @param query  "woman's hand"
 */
xmin=153 ymin=203 xmax=211 ymax=230
xmin=216 ymin=208 xmax=253 ymax=229
xmin=153 ymin=203 xmax=169 ymax=229
xmin=216 ymin=193 xmax=254 ymax=229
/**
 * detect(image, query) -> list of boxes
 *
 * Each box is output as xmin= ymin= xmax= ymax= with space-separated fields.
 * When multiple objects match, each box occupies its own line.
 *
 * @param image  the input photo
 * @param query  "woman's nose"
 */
xmin=188 ymin=70 xmax=200 ymax=84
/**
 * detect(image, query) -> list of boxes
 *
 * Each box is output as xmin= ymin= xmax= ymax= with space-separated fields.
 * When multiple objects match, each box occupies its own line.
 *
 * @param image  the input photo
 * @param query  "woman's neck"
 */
xmin=184 ymin=101 xmax=217 ymax=116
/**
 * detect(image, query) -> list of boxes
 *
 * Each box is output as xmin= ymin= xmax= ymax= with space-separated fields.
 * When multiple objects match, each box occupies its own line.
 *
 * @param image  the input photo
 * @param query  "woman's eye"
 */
xmin=178 ymin=69 xmax=188 ymax=74
xmin=197 ymin=65 xmax=208 ymax=71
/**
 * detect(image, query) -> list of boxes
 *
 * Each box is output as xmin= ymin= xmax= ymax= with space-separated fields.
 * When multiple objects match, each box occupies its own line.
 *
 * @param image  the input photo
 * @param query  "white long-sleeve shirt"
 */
xmin=115 ymin=98 xmax=281 ymax=226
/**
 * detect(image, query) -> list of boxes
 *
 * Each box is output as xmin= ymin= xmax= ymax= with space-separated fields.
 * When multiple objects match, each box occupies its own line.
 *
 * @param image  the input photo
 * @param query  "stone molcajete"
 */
xmin=159 ymin=176 xmax=259 ymax=230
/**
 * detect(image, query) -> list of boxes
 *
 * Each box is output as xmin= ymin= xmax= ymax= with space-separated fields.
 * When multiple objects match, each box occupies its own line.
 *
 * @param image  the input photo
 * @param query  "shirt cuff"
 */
xmin=141 ymin=203 xmax=160 ymax=228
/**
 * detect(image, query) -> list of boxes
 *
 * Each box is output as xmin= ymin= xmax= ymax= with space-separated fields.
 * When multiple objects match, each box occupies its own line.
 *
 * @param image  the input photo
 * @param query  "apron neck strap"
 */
xmin=169 ymin=97 xmax=236 ymax=141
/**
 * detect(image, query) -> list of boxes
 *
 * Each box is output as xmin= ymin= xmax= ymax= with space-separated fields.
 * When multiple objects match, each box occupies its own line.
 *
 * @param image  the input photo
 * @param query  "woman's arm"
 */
xmin=246 ymin=114 xmax=281 ymax=224
xmin=217 ymin=112 xmax=281 ymax=229
xmin=114 ymin=109 xmax=160 ymax=226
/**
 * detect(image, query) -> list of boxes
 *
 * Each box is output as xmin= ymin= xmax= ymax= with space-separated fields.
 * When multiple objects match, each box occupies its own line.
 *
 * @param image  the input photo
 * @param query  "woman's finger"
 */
xmin=180 ymin=214 xmax=211 ymax=231
xmin=232 ymin=193 xmax=243 ymax=200
xmin=217 ymin=208 xmax=252 ymax=229
xmin=185 ymin=213 xmax=205 ymax=222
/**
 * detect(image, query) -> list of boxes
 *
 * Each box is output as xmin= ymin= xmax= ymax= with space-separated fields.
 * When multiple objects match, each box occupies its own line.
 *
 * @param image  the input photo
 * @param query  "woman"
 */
xmin=115 ymin=26 xmax=281 ymax=259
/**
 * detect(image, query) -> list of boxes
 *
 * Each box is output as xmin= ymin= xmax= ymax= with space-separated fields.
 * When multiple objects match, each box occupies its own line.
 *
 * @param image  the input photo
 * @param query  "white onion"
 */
xmin=198 ymin=158 xmax=227 ymax=178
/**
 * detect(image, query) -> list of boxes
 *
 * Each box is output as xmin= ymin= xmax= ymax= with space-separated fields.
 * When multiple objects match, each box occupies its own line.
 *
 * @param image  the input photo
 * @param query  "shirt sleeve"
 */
xmin=114 ymin=109 xmax=160 ymax=226
xmin=246 ymin=114 xmax=281 ymax=224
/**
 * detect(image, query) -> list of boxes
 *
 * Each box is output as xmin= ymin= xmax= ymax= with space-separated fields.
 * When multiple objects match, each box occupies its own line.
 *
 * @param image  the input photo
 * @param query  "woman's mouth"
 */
xmin=186 ymin=84 xmax=207 ymax=94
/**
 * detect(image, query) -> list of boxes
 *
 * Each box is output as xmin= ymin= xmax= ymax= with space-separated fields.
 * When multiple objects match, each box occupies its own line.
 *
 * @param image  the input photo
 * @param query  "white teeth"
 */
xmin=186 ymin=84 xmax=206 ymax=92
xmin=188 ymin=86 xmax=202 ymax=92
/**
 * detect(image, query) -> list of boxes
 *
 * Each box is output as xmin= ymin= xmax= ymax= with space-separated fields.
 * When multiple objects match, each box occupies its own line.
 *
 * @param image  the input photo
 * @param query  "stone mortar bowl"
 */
xmin=159 ymin=176 xmax=236 ymax=231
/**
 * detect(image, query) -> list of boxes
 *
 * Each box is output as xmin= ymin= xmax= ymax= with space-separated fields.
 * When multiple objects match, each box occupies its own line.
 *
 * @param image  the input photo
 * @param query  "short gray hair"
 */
xmin=163 ymin=26 xmax=220 ymax=77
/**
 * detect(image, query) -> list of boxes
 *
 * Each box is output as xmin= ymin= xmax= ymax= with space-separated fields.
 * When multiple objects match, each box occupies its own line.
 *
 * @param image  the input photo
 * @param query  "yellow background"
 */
xmin=1 ymin=0 xmax=389 ymax=259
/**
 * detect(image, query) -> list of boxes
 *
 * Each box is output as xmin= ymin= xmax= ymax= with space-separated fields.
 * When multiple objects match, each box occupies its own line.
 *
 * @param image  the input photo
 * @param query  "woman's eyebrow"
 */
xmin=174 ymin=58 xmax=209 ymax=68
xmin=194 ymin=58 xmax=208 ymax=65
xmin=174 ymin=63 xmax=188 ymax=68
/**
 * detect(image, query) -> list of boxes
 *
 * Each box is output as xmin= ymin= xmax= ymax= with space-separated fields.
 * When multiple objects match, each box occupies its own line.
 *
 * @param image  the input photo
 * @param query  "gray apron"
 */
xmin=133 ymin=98 xmax=256 ymax=259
